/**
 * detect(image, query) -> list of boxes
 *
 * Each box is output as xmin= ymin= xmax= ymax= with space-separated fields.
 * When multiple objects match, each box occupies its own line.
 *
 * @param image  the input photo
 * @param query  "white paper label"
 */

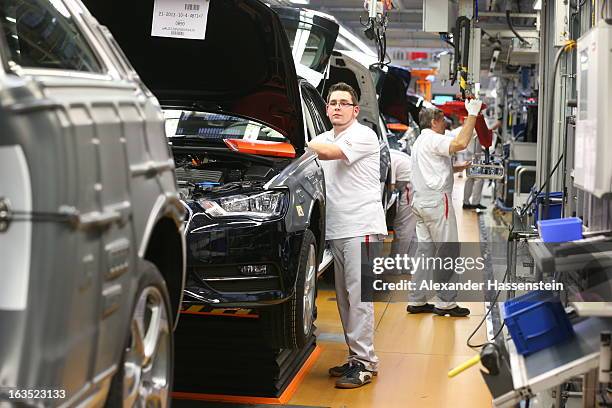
xmin=151 ymin=0 xmax=209 ymax=40
xmin=243 ymin=124 xmax=261 ymax=140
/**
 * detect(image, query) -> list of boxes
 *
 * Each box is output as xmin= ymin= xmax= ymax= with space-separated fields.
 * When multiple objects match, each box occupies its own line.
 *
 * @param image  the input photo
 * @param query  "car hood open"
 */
xmin=83 ymin=0 xmax=305 ymax=150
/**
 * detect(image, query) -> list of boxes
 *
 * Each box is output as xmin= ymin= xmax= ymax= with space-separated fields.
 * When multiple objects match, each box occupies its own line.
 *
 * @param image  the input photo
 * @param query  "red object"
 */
xmin=408 ymin=52 xmax=429 ymax=60
xmin=444 ymin=193 xmax=449 ymax=220
xmin=434 ymin=101 xmax=492 ymax=148
xmin=474 ymin=115 xmax=492 ymax=149
xmin=223 ymin=139 xmax=296 ymax=158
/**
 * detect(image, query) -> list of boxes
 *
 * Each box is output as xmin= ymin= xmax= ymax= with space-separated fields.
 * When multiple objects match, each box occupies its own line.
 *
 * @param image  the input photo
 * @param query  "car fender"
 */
xmin=265 ymin=151 xmax=325 ymax=234
xmin=137 ymin=192 xmax=185 ymax=258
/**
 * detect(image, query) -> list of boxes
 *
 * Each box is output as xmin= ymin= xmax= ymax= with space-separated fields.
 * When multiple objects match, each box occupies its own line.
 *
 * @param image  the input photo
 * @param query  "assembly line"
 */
xmin=1 ymin=0 xmax=612 ymax=407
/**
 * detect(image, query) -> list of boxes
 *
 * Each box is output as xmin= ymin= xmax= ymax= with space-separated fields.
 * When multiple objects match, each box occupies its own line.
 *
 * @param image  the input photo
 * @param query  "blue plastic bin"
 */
xmin=533 ymin=192 xmax=563 ymax=222
xmin=537 ymin=217 xmax=583 ymax=243
xmin=503 ymin=291 xmax=574 ymax=355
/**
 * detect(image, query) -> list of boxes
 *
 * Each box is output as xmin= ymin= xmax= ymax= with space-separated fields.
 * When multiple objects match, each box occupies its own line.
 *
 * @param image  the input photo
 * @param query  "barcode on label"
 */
xmin=171 ymin=30 xmax=185 ymax=36
xmin=184 ymin=3 xmax=200 ymax=10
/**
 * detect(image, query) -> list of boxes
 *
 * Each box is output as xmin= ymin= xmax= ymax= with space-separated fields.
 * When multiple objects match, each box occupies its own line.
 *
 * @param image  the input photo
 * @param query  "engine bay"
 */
xmin=173 ymin=152 xmax=286 ymax=200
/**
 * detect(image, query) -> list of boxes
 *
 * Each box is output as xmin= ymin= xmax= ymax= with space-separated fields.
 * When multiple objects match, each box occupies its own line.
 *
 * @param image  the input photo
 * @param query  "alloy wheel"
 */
xmin=122 ymin=286 xmax=171 ymax=408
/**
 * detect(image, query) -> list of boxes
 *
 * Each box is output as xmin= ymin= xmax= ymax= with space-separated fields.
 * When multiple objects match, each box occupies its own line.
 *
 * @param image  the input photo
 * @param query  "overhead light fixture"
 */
xmin=289 ymin=0 xmax=310 ymax=4
xmin=533 ymin=0 xmax=542 ymax=10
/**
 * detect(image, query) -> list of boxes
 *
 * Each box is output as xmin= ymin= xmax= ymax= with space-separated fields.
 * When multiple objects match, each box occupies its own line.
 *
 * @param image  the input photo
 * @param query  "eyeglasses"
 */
xmin=327 ymin=101 xmax=356 ymax=109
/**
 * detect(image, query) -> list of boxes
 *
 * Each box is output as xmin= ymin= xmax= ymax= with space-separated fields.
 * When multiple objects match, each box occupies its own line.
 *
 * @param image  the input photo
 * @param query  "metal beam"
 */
xmin=479 ymin=28 xmax=540 ymax=38
xmin=319 ymin=7 xmax=422 ymax=14
xmin=479 ymin=11 xmax=538 ymax=18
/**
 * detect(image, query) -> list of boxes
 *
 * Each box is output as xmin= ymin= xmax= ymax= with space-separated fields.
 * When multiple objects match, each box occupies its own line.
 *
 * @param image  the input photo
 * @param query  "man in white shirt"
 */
xmin=307 ymin=82 xmax=386 ymax=389
xmin=406 ymin=100 xmax=481 ymax=317
xmin=389 ymin=149 xmax=416 ymax=258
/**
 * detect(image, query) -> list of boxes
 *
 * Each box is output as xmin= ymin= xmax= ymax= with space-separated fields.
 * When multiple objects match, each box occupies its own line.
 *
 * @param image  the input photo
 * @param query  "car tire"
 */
xmin=262 ymin=229 xmax=318 ymax=349
xmin=105 ymin=261 xmax=174 ymax=408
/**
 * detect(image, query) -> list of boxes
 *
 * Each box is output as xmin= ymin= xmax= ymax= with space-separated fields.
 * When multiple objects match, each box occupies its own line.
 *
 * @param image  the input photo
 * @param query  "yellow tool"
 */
xmin=448 ymin=355 xmax=481 ymax=378
xmin=449 ymin=343 xmax=502 ymax=378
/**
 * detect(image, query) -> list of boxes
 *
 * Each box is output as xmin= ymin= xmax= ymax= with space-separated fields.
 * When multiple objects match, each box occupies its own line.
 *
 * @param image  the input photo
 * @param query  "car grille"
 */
xmin=189 ymin=265 xmax=281 ymax=293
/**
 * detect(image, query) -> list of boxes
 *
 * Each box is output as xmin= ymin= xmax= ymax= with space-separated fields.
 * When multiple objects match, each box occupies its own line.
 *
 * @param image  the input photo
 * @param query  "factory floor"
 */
xmin=287 ymin=175 xmax=494 ymax=408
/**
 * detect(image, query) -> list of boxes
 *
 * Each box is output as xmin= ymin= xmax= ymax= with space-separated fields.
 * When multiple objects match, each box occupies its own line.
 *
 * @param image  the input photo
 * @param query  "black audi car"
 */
xmin=86 ymin=0 xmax=334 ymax=348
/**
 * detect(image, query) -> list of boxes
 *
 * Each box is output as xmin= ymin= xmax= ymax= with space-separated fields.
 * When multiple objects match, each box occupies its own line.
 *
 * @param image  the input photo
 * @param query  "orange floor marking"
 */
xmin=179 ymin=310 xmax=259 ymax=319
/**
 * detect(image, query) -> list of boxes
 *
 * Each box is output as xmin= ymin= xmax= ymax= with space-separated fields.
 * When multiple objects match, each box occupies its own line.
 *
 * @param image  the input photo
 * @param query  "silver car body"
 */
xmin=0 ymin=0 xmax=185 ymax=405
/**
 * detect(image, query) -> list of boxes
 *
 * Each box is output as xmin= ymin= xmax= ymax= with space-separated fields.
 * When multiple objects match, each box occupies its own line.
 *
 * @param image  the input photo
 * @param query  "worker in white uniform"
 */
xmin=307 ymin=82 xmax=386 ymax=389
xmin=406 ymin=99 xmax=482 ymax=317
xmin=389 ymin=149 xmax=417 ymax=258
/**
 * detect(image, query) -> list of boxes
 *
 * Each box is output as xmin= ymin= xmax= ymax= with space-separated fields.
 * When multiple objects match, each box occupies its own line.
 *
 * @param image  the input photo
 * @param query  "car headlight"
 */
xmin=198 ymin=191 xmax=286 ymax=219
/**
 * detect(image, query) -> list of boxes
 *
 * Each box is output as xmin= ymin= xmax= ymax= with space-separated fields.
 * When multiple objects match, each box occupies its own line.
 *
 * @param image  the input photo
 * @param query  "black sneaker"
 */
xmin=474 ymin=204 xmax=487 ymax=210
xmin=335 ymin=362 xmax=376 ymax=389
xmin=329 ymin=362 xmax=351 ymax=377
xmin=433 ymin=306 xmax=471 ymax=317
xmin=462 ymin=204 xmax=475 ymax=209
xmin=406 ymin=303 xmax=435 ymax=314
xmin=330 ymin=362 xmax=378 ymax=377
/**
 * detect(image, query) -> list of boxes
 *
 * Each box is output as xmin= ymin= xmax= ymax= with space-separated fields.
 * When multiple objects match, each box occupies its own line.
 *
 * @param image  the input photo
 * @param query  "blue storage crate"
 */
xmin=537 ymin=217 xmax=583 ymax=243
xmin=503 ymin=291 xmax=574 ymax=355
xmin=533 ymin=192 xmax=563 ymax=222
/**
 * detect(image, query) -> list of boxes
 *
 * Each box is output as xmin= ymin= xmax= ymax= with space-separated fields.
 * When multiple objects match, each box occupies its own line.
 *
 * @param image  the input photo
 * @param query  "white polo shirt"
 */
xmin=411 ymin=128 xmax=454 ymax=195
xmin=311 ymin=120 xmax=387 ymax=240
xmin=389 ymin=149 xmax=411 ymax=184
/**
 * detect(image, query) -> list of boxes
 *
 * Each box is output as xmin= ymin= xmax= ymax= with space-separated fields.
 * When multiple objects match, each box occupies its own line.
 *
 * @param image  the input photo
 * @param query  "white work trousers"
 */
xmin=407 ymin=192 xmax=459 ymax=309
xmin=463 ymin=141 xmax=484 ymax=205
xmin=330 ymin=235 xmax=379 ymax=372
xmin=390 ymin=181 xmax=417 ymax=258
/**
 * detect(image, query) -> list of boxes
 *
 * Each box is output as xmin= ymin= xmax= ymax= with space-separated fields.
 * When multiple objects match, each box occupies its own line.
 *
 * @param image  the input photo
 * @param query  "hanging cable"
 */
xmin=453 ymin=17 xmax=471 ymax=95
xmin=520 ymin=154 xmax=564 ymax=217
xmin=506 ymin=10 xmax=529 ymax=45
xmin=466 ymin=240 xmax=510 ymax=349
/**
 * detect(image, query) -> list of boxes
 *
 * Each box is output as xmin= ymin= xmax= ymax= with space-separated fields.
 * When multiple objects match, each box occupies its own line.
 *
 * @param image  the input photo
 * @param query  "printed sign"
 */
xmin=152 ymin=0 xmax=209 ymax=40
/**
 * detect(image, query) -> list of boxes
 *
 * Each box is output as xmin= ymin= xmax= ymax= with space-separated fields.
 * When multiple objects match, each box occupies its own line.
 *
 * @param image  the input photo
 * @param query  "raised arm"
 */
xmin=449 ymin=99 xmax=482 ymax=154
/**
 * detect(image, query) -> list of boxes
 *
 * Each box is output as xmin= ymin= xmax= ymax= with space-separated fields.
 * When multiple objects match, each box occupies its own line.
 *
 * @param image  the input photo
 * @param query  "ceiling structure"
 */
xmin=267 ymin=0 xmax=540 ymax=71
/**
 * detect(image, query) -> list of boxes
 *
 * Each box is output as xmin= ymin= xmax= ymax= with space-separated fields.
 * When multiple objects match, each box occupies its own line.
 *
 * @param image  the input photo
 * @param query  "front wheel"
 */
xmin=105 ymin=262 xmax=173 ymax=408
xmin=262 ymin=229 xmax=317 ymax=349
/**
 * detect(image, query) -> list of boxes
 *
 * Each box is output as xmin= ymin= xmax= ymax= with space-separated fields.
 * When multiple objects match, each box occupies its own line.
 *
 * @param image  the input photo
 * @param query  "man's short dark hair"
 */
xmin=419 ymin=108 xmax=444 ymax=129
xmin=327 ymin=82 xmax=359 ymax=106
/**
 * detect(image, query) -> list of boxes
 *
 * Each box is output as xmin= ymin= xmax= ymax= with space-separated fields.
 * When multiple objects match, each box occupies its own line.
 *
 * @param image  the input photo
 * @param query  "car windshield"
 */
xmin=163 ymin=110 xmax=288 ymax=143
